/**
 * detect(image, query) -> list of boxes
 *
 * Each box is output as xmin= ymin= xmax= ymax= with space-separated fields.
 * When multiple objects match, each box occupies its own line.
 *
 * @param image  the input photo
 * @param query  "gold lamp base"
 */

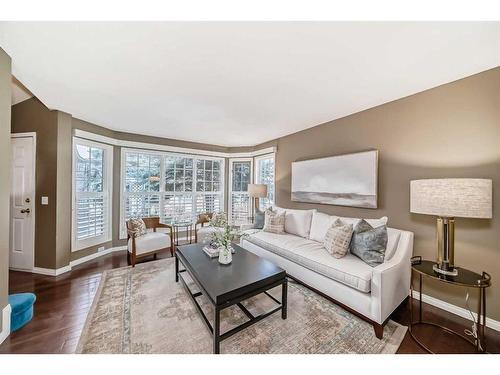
xmin=435 ymin=217 xmax=458 ymax=276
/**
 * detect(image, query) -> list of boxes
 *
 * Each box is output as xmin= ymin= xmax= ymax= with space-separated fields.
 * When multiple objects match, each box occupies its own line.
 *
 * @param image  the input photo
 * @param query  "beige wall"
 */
xmin=55 ymin=111 xmax=73 ymax=268
xmin=260 ymin=66 xmax=500 ymax=321
xmin=11 ymin=98 xmax=59 ymax=268
xmin=0 ymin=48 xmax=12 ymax=333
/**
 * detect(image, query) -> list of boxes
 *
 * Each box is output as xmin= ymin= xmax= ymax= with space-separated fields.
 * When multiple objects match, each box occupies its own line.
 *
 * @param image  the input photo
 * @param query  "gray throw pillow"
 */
xmin=350 ymin=219 xmax=387 ymax=267
xmin=254 ymin=210 xmax=265 ymax=229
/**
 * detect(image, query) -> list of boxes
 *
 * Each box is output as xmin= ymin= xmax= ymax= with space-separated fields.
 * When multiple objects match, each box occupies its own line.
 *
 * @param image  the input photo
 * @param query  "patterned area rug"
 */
xmin=76 ymin=258 xmax=406 ymax=354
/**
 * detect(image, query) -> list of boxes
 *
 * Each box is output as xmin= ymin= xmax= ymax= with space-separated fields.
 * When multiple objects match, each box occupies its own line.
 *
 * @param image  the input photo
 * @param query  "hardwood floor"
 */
xmin=1 ymin=250 xmax=499 ymax=354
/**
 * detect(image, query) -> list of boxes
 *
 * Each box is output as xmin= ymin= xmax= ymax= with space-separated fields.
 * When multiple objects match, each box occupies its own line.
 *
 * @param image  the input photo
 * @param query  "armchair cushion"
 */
xmin=128 ymin=232 xmax=171 ymax=255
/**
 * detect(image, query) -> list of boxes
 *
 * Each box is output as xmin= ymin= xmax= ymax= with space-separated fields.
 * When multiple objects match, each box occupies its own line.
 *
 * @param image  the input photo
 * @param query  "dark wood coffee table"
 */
xmin=175 ymin=242 xmax=287 ymax=354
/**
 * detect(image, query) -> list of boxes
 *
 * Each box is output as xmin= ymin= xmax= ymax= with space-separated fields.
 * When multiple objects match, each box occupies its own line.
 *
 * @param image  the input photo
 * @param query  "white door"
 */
xmin=10 ymin=136 xmax=35 ymax=271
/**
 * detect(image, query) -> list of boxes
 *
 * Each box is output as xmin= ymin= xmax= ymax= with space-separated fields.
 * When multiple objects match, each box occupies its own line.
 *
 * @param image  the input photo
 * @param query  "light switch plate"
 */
xmin=41 ymin=196 xmax=49 ymax=205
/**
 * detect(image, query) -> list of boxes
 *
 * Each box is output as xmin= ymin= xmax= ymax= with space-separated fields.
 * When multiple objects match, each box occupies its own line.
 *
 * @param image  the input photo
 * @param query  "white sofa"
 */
xmin=240 ymin=208 xmax=413 ymax=338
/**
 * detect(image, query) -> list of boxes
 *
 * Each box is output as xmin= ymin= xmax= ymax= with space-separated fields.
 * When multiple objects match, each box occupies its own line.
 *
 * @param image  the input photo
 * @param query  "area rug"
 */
xmin=76 ymin=258 xmax=407 ymax=354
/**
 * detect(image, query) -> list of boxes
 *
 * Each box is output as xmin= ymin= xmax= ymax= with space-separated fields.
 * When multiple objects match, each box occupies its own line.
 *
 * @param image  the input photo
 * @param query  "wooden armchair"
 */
xmin=126 ymin=217 xmax=173 ymax=267
xmin=194 ymin=213 xmax=213 ymax=243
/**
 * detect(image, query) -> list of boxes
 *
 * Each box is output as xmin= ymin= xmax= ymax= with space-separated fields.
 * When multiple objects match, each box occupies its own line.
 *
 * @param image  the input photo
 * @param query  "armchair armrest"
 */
xmin=370 ymin=230 xmax=414 ymax=324
xmin=155 ymin=222 xmax=174 ymax=243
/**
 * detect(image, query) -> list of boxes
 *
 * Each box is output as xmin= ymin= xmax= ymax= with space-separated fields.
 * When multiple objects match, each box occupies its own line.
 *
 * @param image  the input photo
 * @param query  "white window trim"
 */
xmin=228 ymin=157 xmax=253 ymax=224
xmin=254 ymin=153 xmax=276 ymax=210
xmin=72 ymin=137 xmax=113 ymax=252
xmin=119 ymin=147 xmax=225 ymax=239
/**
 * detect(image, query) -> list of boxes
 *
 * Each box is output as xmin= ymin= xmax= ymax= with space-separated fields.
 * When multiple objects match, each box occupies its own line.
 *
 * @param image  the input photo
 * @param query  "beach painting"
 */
xmin=291 ymin=150 xmax=378 ymax=208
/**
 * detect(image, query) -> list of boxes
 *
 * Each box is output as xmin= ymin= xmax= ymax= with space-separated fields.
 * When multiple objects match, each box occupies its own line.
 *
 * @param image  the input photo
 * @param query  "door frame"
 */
xmin=10 ymin=132 xmax=36 ymax=271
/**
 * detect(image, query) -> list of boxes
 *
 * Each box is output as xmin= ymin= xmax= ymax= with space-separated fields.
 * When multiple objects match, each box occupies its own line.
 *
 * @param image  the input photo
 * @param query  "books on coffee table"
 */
xmin=203 ymin=245 xmax=219 ymax=258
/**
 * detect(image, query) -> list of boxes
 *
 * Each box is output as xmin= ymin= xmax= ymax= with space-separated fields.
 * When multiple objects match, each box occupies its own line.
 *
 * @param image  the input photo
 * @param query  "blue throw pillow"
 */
xmin=350 ymin=219 xmax=387 ymax=267
xmin=254 ymin=210 xmax=265 ymax=229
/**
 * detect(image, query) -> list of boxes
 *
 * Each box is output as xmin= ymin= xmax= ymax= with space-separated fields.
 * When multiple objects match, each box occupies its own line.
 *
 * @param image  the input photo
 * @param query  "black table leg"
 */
xmin=175 ymin=254 xmax=179 ymax=282
xmin=282 ymin=278 xmax=288 ymax=319
xmin=214 ymin=306 xmax=221 ymax=354
xmin=418 ymin=273 xmax=422 ymax=323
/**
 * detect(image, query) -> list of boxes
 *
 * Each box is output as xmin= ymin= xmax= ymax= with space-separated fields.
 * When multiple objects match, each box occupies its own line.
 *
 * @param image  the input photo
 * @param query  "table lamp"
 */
xmin=248 ymin=184 xmax=268 ymax=215
xmin=410 ymin=178 xmax=492 ymax=276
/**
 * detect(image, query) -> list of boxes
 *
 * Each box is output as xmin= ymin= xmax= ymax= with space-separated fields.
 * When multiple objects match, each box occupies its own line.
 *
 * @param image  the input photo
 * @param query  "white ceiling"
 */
xmin=1 ymin=22 xmax=499 ymax=147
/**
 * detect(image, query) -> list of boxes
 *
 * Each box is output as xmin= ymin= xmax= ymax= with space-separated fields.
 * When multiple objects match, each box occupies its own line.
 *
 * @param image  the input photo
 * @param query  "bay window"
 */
xmin=121 ymin=149 xmax=224 ymax=237
xmin=72 ymin=138 xmax=113 ymax=251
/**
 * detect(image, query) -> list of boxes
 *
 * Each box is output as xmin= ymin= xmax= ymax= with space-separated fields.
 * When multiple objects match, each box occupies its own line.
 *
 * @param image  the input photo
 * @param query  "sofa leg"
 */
xmin=131 ymin=254 xmax=136 ymax=267
xmin=170 ymin=246 xmax=174 ymax=257
xmin=127 ymin=252 xmax=131 ymax=266
xmin=153 ymin=253 xmax=157 ymax=260
xmin=373 ymin=323 xmax=384 ymax=339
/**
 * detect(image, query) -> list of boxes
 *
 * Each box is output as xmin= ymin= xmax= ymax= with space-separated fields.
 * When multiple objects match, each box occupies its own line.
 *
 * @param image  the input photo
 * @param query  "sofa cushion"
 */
xmin=272 ymin=205 xmax=315 ymax=237
xmin=309 ymin=211 xmax=335 ymax=242
xmin=128 ymin=232 xmax=171 ymax=255
xmin=245 ymin=231 xmax=373 ymax=293
xmin=309 ymin=212 xmax=388 ymax=243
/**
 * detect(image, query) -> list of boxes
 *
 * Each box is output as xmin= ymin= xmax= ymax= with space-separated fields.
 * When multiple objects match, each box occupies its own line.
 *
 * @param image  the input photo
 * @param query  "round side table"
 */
xmin=409 ymin=256 xmax=491 ymax=353
xmin=172 ymin=221 xmax=194 ymax=247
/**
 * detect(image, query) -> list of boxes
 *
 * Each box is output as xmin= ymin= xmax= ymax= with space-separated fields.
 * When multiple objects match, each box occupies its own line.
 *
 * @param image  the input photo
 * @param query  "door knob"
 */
xmin=21 ymin=208 xmax=31 ymax=214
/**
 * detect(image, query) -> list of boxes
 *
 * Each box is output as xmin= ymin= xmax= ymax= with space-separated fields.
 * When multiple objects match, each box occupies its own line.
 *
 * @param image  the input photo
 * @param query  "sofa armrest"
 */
xmin=370 ymin=230 xmax=414 ymax=323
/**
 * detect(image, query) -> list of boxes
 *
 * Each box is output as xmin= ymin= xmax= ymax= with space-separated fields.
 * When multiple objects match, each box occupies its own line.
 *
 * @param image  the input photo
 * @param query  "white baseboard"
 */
xmin=32 ymin=266 xmax=71 ymax=276
xmin=69 ymin=246 xmax=127 ymax=267
xmin=27 ymin=246 xmax=127 ymax=276
xmin=0 ymin=304 xmax=11 ymax=345
xmin=411 ymin=290 xmax=500 ymax=332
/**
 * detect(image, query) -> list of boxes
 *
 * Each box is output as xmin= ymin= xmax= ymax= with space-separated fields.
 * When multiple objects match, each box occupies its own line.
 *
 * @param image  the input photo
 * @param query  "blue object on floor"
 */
xmin=9 ymin=293 xmax=36 ymax=332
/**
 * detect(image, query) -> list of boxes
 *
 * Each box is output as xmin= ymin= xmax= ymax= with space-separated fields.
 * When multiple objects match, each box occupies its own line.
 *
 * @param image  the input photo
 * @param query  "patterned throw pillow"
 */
xmin=350 ymin=219 xmax=388 ymax=267
xmin=263 ymin=209 xmax=285 ymax=234
xmin=323 ymin=218 xmax=353 ymax=258
xmin=128 ymin=218 xmax=147 ymax=237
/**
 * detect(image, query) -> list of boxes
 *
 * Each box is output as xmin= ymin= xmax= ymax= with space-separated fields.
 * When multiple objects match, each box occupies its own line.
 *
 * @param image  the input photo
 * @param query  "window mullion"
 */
xmin=160 ymin=155 xmax=165 ymax=222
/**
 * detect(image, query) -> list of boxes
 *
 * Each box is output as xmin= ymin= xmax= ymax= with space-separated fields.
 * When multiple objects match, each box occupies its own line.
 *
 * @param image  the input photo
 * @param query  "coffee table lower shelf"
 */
xmin=175 ymin=255 xmax=288 ymax=354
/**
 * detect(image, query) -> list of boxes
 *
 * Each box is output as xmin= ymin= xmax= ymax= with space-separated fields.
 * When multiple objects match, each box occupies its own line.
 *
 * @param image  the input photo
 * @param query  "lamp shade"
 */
xmin=248 ymin=184 xmax=268 ymax=198
xmin=410 ymin=178 xmax=492 ymax=218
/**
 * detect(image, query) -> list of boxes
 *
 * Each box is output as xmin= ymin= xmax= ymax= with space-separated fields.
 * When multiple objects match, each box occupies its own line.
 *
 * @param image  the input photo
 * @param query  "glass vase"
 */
xmin=218 ymin=245 xmax=232 ymax=265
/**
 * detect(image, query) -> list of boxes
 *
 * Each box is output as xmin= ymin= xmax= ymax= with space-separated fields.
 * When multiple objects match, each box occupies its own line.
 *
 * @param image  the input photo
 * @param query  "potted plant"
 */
xmin=209 ymin=214 xmax=246 ymax=265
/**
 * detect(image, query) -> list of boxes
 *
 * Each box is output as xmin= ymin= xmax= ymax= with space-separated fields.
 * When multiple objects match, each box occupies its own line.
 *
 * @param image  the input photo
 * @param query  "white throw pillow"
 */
xmin=323 ymin=219 xmax=354 ymax=258
xmin=338 ymin=216 xmax=388 ymax=228
xmin=309 ymin=213 xmax=388 ymax=243
xmin=309 ymin=211 xmax=335 ymax=242
xmin=283 ymin=208 xmax=316 ymax=238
